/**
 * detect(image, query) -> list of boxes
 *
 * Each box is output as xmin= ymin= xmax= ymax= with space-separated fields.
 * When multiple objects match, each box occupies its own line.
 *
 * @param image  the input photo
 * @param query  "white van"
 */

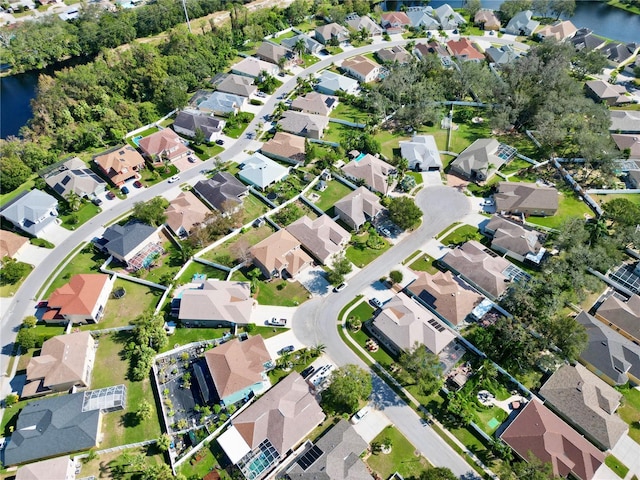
xmin=351 ymin=406 xmax=370 ymax=424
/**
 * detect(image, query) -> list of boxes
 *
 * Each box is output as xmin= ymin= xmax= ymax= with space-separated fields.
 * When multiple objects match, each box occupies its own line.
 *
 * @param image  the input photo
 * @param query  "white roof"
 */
xmin=239 ymin=152 xmax=289 ymax=189
xmin=219 ymin=425 xmax=252 ymax=464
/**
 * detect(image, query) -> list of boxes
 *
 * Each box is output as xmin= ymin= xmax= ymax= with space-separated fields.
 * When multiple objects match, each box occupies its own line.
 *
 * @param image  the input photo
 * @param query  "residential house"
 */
xmin=165 ymin=191 xmax=210 ymax=238
xmin=501 ymin=399 xmax=605 ymax=480
xmin=15 ymin=456 xmax=76 ymax=480
xmin=341 ymin=154 xmax=395 ymax=194
xmin=3 ymin=190 xmax=58 ymax=240
xmin=173 ymin=110 xmax=225 ymax=142
xmin=485 ymin=45 xmax=520 ymax=67
xmin=585 ymin=80 xmax=631 ymax=106
xmin=601 ymin=42 xmax=638 ymax=65
xmin=314 ymin=22 xmax=349 ymax=45
xmin=610 ymin=110 xmax=640 ymax=133
xmin=504 ymin=10 xmax=539 ymax=36
xmin=98 ymin=222 xmax=161 ymax=270
xmin=595 ymin=294 xmax=640 ymax=344
xmin=138 ymin=129 xmax=191 ymax=165
xmin=177 ymin=280 xmax=253 ymax=327
xmin=447 ymin=38 xmax=484 ymax=62
xmin=494 ymin=182 xmax=559 ymax=216
xmin=628 ymin=169 xmax=640 ymax=187
xmin=278 ymin=111 xmax=330 ymax=140
xmin=440 ymin=240 xmax=513 ymax=300
xmin=414 ymin=41 xmax=452 ymax=66
xmin=44 ymin=157 xmax=106 ymax=200
xmin=261 ymin=132 xmax=307 ymax=165
xmin=238 ymin=152 xmax=289 ymax=191
xmin=281 ymin=34 xmax=323 ymax=55
xmin=285 ymin=419 xmax=372 ymax=480
xmin=341 ymin=55 xmax=382 ymax=83
xmin=291 ymin=92 xmax=338 ymax=116
xmin=22 ymin=331 xmax=96 ymax=398
xmin=407 ymin=270 xmax=483 ymax=327
xmin=205 ymin=335 xmax=271 ymax=406
xmin=250 ymin=229 xmax=313 ymax=279
xmin=369 ymin=292 xmax=455 ymax=356
xmin=4 ymin=386 xmax=125 ymax=465
xmin=345 ymin=14 xmax=383 ymax=37
xmin=474 ymin=9 xmax=500 ymax=30
xmin=406 ymin=7 xmax=440 ymax=30
xmin=256 ymin=41 xmax=297 ymax=68
xmin=286 ymin=215 xmax=350 ymax=265
xmin=571 ymin=28 xmax=606 ymax=51
xmin=576 ymin=310 xmax=640 ymax=385
xmin=334 ymin=186 xmax=384 ymax=231
xmin=449 ymin=138 xmax=510 ymax=182
xmin=434 ymin=4 xmax=466 ymax=30
xmin=217 ymin=372 xmax=325 ymax=478
xmin=94 ymin=145 xmax=145 ymax=187
xmin=0 ymin=230 xmax=27 ymax=261
xmin=216 ymin=73 xmax=258 ymax=97
xmin=231 ymin=57 xmax=279 ymax=79
xmin=315 ymin=71 xmax=359 ymax=96
xmin=376 ymin=46 xmax=413 ymax=64
xmin=399 ymin=134 xmax=442 ymax=171
xmin=193 ymin=172 xmax=249 ymax=214
xmin=484 ymin=216 xmax=545 ymax=264
xmin=42 ymin=273 xmax=113 ymax=324
xmin=380 ymin=11 xmax=411 ymax=34
xmin=536 ymin=20 xmax=577 ymax=41
xmin=539 ymin=364 xmax=628 ymax=450
xmin=612 ymin=134 xmax=640 ymax=159
xmin=194 ymin=90 xmax=247 ymax=117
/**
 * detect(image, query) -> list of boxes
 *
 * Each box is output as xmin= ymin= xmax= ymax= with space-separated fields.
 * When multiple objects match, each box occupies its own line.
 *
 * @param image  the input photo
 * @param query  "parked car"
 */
xmin=278 ymin=345 xmax=295 ymax=355
xmin=256 ymin=91 xmax=266 ymax=98
xmin=269 ymin=317 xmax=287 ymax=327
xmin=92 ymin=197 xmax=103 ymax=206
xmin=334 ymin=282 xmax=347 ymax=292
xmin=370 ymin=298 xmax=383 ymax=309
xmin=215 ymin=139 xmax=225 ymax=145
xmin=121 ymin=186 xmax=130 ymax=195
xmin=301 ymin=366 xmax=315 ymax=378
xmin=188 ymin=156 xmax=196 ymax=163
xmin=351 ymin=406 xmax=370 ymax=424
xmin=133 ymin=180 xmax=143 ymax=188
xmin=168 ymin=175 xmax=180 ymax=183
xmin=278 ymin=72 xmax=286 ymax=77
xmin=379 ymin=227 xmax=391 ymax=237
xmin=106 ymin=191 xmax=116 ymax=200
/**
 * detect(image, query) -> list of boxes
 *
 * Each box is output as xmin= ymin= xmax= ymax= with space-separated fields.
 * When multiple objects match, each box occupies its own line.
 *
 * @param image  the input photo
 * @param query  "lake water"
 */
xmin=1 ymin=1 xmax=639 ymax=139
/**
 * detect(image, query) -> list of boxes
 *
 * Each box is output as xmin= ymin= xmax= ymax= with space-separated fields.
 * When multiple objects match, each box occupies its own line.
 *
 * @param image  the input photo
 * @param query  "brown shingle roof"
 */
xmin=334 ymin=186 xmax=383 ymax=229
xmin=494 ymin=182 xmax=559 ymax=215
xmin=178 ymin=280 xmax=253 ymax=324
xmin=597 ymin=294 xmax=640 ymax=342
xmin=286 ymin=215 xmax=350 ymax=265
xmin=250 ymin=229 xmax=312 ymax=277
xmin=341 ymin=155 xmax=394 ymax=193
xmin=261 ymin=132 xmax=306 ymax=163
xmin=45 ymin=274 xmax=110 ymax=317
xmin=342 ymin=55 xmax=380 ymax=78
xmin=165 ymin=191 xmax=210 ymax=235
xmin=0 ymin=230 xmax=27 ymax=259
xmin=138 ymin=129 xmax=190 ymax=162
xmin=205 ymin=336 xmax=270 ymax=400
xmin=501 ymin=399 xmax=604 ymax=480
xmin=94 ymin=146 xmax=145 ymax=186
xmin=447 ymin=38 xmax=485 ymax=60
xmin=537 ymin=20 xmax=577 ymax=41
xmin=290 ymin=92 xmax=338 ymax=116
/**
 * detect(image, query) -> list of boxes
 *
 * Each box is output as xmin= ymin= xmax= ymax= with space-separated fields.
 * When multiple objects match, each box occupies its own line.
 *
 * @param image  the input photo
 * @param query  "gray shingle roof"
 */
xmin=0 ymin=189 xmax=58 ymax=236
xmin=193 ymin=172 xmax=248 ymax=212
xmin=102 ymin=222 xmax=157 ymax=258
xmin=4 ymin=392 xmax=100 ymax=465
xmin=173 ymin=111 xmax=224 ymax=138
xmin=216 ymin=74 xmax=257 ymax=97
xmin=44 ymin=157 xmax=106 ymax=199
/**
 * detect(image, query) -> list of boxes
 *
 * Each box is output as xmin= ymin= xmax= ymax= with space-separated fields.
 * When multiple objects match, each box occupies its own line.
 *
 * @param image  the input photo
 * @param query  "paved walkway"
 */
xmin=612 ymin=434 xmax=640 ymax=479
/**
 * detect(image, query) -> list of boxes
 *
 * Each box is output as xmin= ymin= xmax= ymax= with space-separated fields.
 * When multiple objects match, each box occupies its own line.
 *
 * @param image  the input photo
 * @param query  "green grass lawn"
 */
xmin=499 ymin=158 xmax=533 ymax=176
xmin=190 ymin=142 xmax=224 ymax=161
xmin=606 ymin=455 xmax=630 ymax=479
xmin=376 ymin=125 xmax=450 ymax=161
xmin=201 ymin=225 xmax=275 ymax=266
xmin=92 ymin=332 xmax=162 ymax=448
xmin=435 ymin=222 xmax=462 ymax=239
xmin=223 ymin=113 xmax=255 ymax=139
xmin=618 ymin=386 xmax=640 ymax=444
xmin=272 ymin=30 xmax=296 ymax=43
xmin=311 ymin=180 xmax=353 ymax=212
xmin=350 ymin=301 xmax=375 ymax=324
xmin=80 ymin=446 xmax=167 ymax=480
xmin=0 ymin=261 xmax=34 ymax=297
xmin=59 ymin=201 xmax=101 ymax=230
xmin=0 ymin=176 xmax=37 ymax=208
xmin=349 ymin=327 xmax=396 ymax=370
xmin=323 ymin=122 xmax=360 ymax=144
xmin=126 ymin=127 xmax=159 ymax=148
xmin=592 ymin=193 xmax=640 ymax=206
xmin=474 ymin=405 xmax=508 ymax=434
xmin=495 ymin=133 xmax=541 ymax=161
xmin=255 ymin=279 xmax=310 ymax=306
xmin=178 ymin=261 xmax=227 ymax=284
xmin=346 ymin=232 xmax=391 ymax=268
xmin=330 ymin=103 xmax=370 ymax=125
xmin=451 ymin=120 xmax=492 ymax=154
xmin=161 ymin=327 xmax=228 ymax=353
xmin=80 ymin=279 xmax=162 ymax=331
xmin=140 ymin=243 xmax=183 ymax=285
xmin=409 ymin=254 xmax=439 ymax=274
xmin=178 ymin=441 xmax=232 ymax=479
xmin=366 ymin=426 xmax=431 ymax=479
xmin=406 ymin=171 xmax=424 ymax=187
xmin=242 ymin=192 xmax=270 ymax=223
xmin=44 ymin=246 xmax=108 ymax=297
xmin=440 ymin=224 xmax=483 ymax=246
xmin=300 ymin=53 xmax=320 ymax=68
xmin=527 ymin=190 xmax=593 ymax=230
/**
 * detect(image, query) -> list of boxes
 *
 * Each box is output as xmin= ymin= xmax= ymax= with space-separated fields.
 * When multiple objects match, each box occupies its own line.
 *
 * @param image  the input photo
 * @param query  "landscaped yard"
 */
xmin=346 ymin=231 xmax=391 ymax=267
xmin=242 ymin=192 xmax=270 ymax=223
xmin=606 ymin=455 xmax=630 ymax=479
xmin=44 ymin=246 xmax=108 ymax=297
xmin=160 ymin=327 xmax=228 ymax=353
xmin=190 ymin=142 xmax=224 ymax=161
xmin=233 ymin=269 xmax=310 ymax=307
xmin=310 ymin=179 xmax=353 ymax=212
xmin=80 ymin=279 xmax=162 ymax=331
xmin=323 ymin=122 xmax=360 ymax=144
xmin=201 ymin=225 xmax=275 ymax=266
xmin=366 ymin=426 xmax=431 ymax=479
xmin=499 ymin=158 xmax=534 ymax=176
xmin=59 ymin=201 xmax=101 ymax=230
xmin=409 ymin=254 xmax=439 ymax=274
xmin=126 ymin=127 xmax=159 ymax=148
xmin=593 ymin=193 xmax=640 ymax=206
xmin=618 ymin=385 xmax=640 ymax=444
xmin=272 ymin=30 xmax=295 ymax=43
xmin=178 ymin=441 xmax=232 ymax=479
xmin=177 ymin=261 xmax=227 ymax=284
xmin=348 ymin=327 xmax=396 ymax=371
xmin=329 ymin=103 xmax=370 ymax=125
xmin=79 ymin=446 xmax=167 ymax=480
xmin=527 ymin=189 xmax=593 ymax=230
xmin=223 ymin=112 xmax=255 ymax=139
xmin=440 ymin=224 xmax=483 ymax=246
xmin=0 ymin=261 xmax=34 ymax=297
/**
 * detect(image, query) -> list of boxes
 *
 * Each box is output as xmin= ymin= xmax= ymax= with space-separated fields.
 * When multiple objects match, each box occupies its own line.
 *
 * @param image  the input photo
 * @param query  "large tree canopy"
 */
xmin=322 ymin=364 xmax=372 ymax=414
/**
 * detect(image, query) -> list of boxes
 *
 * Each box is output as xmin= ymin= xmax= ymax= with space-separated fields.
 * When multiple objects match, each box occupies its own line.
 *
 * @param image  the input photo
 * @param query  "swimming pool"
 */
xmin=132 ymin=135 xmax=143 ymax=147
xmin=354 ymin=152 xmax=366 ymax=162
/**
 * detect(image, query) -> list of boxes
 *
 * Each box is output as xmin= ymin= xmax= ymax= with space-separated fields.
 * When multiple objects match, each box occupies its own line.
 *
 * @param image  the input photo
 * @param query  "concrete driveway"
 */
xmin=263 ymin=329 xmax=305 ymax=359
xmin=611 ymin=435 xmax=640 ymax=478
xmin=43 ymin=222 xmax=72 ymax=246
xmin=251 ymin=305 xmax=297 ymax=328
xmin=15 ymin=244 xmax=52 ymax=271
xmin=296 ymin=267 xmax=332 ymax=296
xmin=173 ymin=155 xmax=201 ymax=173
xmin=351 ymin=404 xmax=391 ymax=443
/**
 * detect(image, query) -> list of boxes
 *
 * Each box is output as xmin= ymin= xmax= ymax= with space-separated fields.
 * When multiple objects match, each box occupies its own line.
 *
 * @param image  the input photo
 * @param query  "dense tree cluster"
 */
xmin=131 ymin=197 xmax=169 ymax=226
xmin=125 ymin=313 xmax=168 ymax=381
xmin=399 ymin=342 xmax=443 ymax=396
xmin=322 ymin=364 xmax=372 ymax=414
xmin=387 ymin=196 xmax=422 ymax=230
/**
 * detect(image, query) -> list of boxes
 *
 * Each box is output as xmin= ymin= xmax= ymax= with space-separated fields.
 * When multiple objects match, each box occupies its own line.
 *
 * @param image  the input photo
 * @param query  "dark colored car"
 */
xmin=278 ymin=345 xmax=295 ymax=355
xmin=301 ymin=366 xmax=315 ymax=378
xmin=133 ymin=180 xmax=143 ymax=188
xmin=215 ymin=139 xmax=225 ymax=145
xmin=106 ymin=191 xmax=116 ymax=200
xmin=121 ymin=186 xmax=130 ymax=195
xmin=92 ymin=197 xmax=103 ymax=206
xmin=188 ymin=156 xmax=196 ymax=163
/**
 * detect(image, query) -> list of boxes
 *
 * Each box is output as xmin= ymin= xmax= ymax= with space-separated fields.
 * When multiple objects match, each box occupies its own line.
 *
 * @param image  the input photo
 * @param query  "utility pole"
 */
xmin=181 ymin=0 xmax=192 ymax=33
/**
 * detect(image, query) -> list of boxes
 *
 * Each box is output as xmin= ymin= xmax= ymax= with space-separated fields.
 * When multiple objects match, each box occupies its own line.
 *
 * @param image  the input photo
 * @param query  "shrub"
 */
xmin=30 ymin=238 xmax=54 ymax=248
xmin=249 ymin=99 xmax=264 ymax=106
xmin=389 ymin=270 xmax=403 ymax=284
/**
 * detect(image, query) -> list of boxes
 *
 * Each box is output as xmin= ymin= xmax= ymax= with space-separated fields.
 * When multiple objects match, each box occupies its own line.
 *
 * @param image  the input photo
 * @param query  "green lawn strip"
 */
xmin=160 ymin=327 xmax=228 ymax=353
xmin=592 ymin=193 xmax=640 ymax=206
xmin=323 ymin=122 xmax=359 ymax=144
xmin=311 ymin=180 xmax=353 ymax=212
xmin=617 ymin=385 xmax=640 ymax=444
xmin=346 ymin=232 xmax=391 ymax=268
xmin=242 ymin=192 xmax=270 ymax=223
xmin=80 ymin=279 xmax=161 ymax=331
xmin=0 ymin=262 xmax=34 ymax=297
xmin=157 ymin=118 xmax=174 ymax=128
xmin=440 ymin=225 xmax=483 ymax=246
xmin=499 ymin=158 xmax=533 ymax=176
xmin=608 ymin=0 xmax=640 ymax=14
xmin=406 ymin=171 xmax=424 ymax=186
xmin=349 ymin=329 xmax=396 ymax=370
xmin=255 ymin=279 xmax=310 ymax=306
xmin=126 ymin=127 xmax=159 ymax=148
xmin=329 ymin=103 xmax=370 ymax=124
xmin=80 ymin=447 xmax=167 ymax=480
xmin=190 ymin=142 xmax=224 ymax=161
xmin=178 ymin=262 xmax=227 ymax=284
xmin=178 ymin=440 xmax=233 ymax=479
xmin=271 ymin=31 xmax=296 ymax=43
xmin=201 ymin=225 xmax=274 ymax=265
xmin=350 ymin=302 xmax=375 ymax=323
xmin=403 ymin=250 xmax=424 ymax=265
xmin=44 ymin=246 xmax=108 ymax=297
xmin=36 ymin=242 xmax=87 ymax=299
xmin=435 ymin=222 xmax=461 ymax=239
xmin=300 ymin=53 xmax=319 ymax=68
xmin=59 ymin=201 xmax=101 ymax=230
xmin=409 ymin=254 xmax=439 ymax=274
xmin=93 ymin=332 xmax=161 ymax=448
xmin=0 ymin=176 xmax=36 ymax=208
xmin=223 ymin=113 xmax=255 ymax=139
xmin=527 ymin=190 xmax=593 ymax=230
xmin=366 ymin=426 xmax=431 ymax=479
xmin=605 ymin=455 xmax=630 ymax=478
xmin=338 ymin=295 xmax=364 ymax=321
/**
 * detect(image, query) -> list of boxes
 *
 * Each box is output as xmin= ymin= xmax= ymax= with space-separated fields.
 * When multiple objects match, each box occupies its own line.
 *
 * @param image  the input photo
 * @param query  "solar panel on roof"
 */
xmin=71 ymin=169 xmax=85 ymax=175
xmin=61 ymin=176 xmax=71 ymax=185
xmin=297 ymin=444 xmax=323 ymax=470
xmin=53 ymin=184 xmax=65 ymax=194
xmin=427 ymin=318 xmax=445 ymax=332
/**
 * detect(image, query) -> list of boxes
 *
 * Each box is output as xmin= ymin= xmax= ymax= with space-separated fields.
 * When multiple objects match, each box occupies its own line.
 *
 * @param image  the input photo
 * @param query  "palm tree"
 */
xmin=65 ymin=191 xmax=82 ymax=212
xmin=586 ymin=218 xmax=608 ymax=245
xmin=293 ymin=38 xmax=306 ymax=58
xmin=311 ymin=344 xmax=326 ymax=357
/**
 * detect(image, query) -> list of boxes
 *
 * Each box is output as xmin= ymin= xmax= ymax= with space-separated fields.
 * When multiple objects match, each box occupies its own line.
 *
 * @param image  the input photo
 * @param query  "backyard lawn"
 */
xmin=329 ymin=103 xmax=370 ymax=125
xmin=201 ymin=225 xmax=275 ymax=266
xmin=618 ymin=385 xmax=640 ymax=444
xmin=256 ymin=279 xmax=309 ymax=306
xmin=409 ymin=254 xmax=439 ymax=274
xmin=59 ymin=201 xmax=101 ymax=230
xmin=160 ymin=327 xmax=228 ymax=353
xmin=499 ymin=158 xmax=533 ymax=176
xmin=323 ymin=122 xmax=360 ymax=144
xmin=272 ymin=30 xmax=295 ymax=43
xmin=178 ymin=441 xmax=232 ymax=479
xmin=93 ymin=332 xmax=161 ymax=448
xmin=177 ymin=261 xmax=227 ymax=284
xmin=606 ymin=455 xmax=630 ymax=479
xmin=44 ymin=246 xmax=108 ymax=297
xmin=346 ymin=232 xmax=391 ymax=267
xmin=310 ymin=180 xmax=353 ymax=212
xmin=593 ymin=193 xmax=640 ymax=206
xmin=79 ymin=447 xmax=167 ymax=480
xmin=242 ymin=192 xmax=270 ymax=223
xmin=440 ymin=225 xmax=483 ymax=246
xmin=527 ymin=189 xmax=593 ymax=230
xmin=126 ymin=127 xmax=159 ymax=148
xmin=190 ymin=142 xmax=224 ymax=161
xmin=366 ymin=426 xmax=431 ymax=479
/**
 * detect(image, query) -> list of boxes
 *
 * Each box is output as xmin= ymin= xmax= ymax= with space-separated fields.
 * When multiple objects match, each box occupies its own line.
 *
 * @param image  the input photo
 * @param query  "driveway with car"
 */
xmin=250 ymin=305 xmax=297 ymax=328
xmin=296 ymin=267 xmax=332 ymax=296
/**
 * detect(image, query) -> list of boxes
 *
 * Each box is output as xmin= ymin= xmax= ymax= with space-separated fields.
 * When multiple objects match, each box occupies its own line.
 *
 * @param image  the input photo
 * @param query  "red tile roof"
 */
xmin=447 ymin=38 xmax=485 ymax=60
xmin=45 ymin=274 xmax=110 ymax=317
